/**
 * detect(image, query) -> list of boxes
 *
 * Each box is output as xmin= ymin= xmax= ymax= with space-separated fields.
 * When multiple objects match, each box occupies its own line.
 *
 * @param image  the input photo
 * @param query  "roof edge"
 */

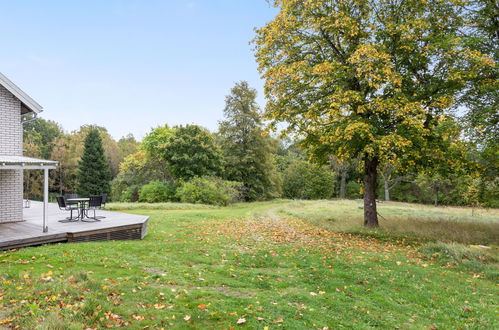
xmin=0 ymin=72 xmax=43 ymax=114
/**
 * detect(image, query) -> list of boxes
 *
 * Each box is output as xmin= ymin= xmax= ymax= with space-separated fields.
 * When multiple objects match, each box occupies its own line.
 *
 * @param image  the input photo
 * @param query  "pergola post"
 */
xmin=43 ymin=167 xmax=48 ymax=233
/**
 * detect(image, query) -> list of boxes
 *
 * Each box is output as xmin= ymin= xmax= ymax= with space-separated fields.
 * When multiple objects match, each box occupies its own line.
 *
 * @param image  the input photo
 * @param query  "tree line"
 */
xmin=23 ymin=81 xmax=496 ymax=209
xmin=22 ymin=0 xmax=498 ymax=227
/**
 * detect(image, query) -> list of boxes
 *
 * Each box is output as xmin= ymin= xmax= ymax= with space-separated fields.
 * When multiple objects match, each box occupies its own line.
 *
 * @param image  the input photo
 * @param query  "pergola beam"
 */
xmin=0 ymin=156 xmax=58 ymax=233
xmin=0 ymin=165 xmax=57 ymax=170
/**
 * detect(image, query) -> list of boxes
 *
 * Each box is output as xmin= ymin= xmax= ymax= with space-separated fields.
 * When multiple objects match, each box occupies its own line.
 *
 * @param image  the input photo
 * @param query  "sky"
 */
xmin=0 ymin=0 xmax=278 ymax=140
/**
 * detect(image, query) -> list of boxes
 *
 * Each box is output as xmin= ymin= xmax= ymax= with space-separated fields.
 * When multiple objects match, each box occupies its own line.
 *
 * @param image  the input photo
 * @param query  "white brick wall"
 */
xmin=0 ymin=84 xmax=23 ymax=222
xmin=0 ymin=170 xmax=23 ymax=222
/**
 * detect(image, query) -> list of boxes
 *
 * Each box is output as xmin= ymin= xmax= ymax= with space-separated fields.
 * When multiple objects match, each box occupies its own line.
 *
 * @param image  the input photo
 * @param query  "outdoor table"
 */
xmin=66 ymin=198 xmax=90 ymax=221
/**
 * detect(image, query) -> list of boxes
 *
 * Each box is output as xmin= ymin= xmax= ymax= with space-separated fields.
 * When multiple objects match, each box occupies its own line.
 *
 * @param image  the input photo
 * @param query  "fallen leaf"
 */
xmin=0 ymin=318 xmax=13 ymax=325
xmin=237 ymin=318 xmax=246 ymax=324
xmin=184 ymin=315 xmax=191 ymax=321
xmin=198 ymin=304 xmax=207 ymax=310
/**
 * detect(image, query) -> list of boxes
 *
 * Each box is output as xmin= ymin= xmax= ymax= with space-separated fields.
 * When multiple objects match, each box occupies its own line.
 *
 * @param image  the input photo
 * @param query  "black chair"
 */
xmin=101 ymin=193 xmax=107 ymax=207
xmin=97 ymin=193 xmax=108 ymax=219
xmin=83 ymin=195 xmax=103 ymax=222
xmin=65 ymin=193 xmax=78 ymax=205
xmin=56 ymin=196 xmax=79 ymax=222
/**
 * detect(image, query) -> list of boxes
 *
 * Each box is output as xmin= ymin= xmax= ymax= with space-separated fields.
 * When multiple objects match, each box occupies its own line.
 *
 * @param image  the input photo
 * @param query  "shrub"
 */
xmin=105 ymin=202 xmax=216 ymax=210
xmin=121 ymin=185 xmax=141 ymax=202
xmin=139 ymin=181 xmax=177 ymax=203
xmin=282 ymin=161 xmax=334 ymax=199
xmin=346 ymin=181 xmax=362 ymax=199
xmin=177 ymin=177 xmax=242 ymax=206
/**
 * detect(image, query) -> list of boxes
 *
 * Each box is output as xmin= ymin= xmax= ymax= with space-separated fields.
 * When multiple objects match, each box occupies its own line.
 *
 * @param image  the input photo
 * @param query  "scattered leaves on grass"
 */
xmin=154 ymin=302 xmax=165 ymax=309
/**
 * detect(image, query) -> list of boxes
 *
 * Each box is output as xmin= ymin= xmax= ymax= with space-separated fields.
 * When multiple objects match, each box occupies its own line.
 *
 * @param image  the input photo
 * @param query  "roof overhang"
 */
xmin=0 ymin=156 xmax=57 ymax=170
xmin=0 ymin=72 xmax=43 ymax=114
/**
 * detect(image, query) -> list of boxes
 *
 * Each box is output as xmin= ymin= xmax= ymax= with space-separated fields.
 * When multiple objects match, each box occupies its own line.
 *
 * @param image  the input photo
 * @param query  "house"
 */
xmin=0 ymin=72 xmax=57 ymax=231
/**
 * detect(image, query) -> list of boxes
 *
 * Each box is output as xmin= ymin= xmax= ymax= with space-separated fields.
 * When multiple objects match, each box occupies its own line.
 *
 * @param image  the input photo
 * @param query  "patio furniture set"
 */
xmin=56 ymin=194 xmax=107 ymax=223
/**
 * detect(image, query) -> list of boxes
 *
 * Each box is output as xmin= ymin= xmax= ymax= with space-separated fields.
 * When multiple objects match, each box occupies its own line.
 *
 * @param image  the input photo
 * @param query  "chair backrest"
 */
xmin=101 ymin=193 xmax=107 ymax=204
xmin=56 ymin=196 xmax=66 ymax=208
xmin=88 ymin=195 xmax=103 ymax=208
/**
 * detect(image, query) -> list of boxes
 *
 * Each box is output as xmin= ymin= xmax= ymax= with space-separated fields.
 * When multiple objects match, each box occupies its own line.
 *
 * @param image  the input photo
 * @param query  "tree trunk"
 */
xmin=434 ymin=188 xmax=438 ymax=206
xmin=384 ymin=176 xmax=390 ymax=201
xmin=339 ymin=170 xmax=347 ymax=199
xmin=363 ymin=157 xmax=379 ymax=227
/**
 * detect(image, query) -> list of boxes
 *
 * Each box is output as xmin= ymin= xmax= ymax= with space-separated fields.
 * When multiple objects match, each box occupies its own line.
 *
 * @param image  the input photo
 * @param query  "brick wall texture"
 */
xmin=0 ymin=84 xmax=23 ymax=223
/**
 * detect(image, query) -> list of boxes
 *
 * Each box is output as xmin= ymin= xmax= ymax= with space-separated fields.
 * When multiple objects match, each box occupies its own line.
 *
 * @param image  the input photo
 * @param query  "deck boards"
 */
xmin=0 ymin=202 xmax=148 ymax=250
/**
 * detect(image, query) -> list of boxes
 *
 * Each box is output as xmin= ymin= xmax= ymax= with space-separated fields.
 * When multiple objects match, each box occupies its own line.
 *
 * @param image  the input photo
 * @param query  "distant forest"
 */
xmin=22 ymin=81 xmax=496 ymax=208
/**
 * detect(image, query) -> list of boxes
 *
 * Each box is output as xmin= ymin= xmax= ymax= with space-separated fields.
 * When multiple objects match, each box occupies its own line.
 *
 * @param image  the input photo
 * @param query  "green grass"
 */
xmin=1 ymin=200 xmax=498 ymax=329
xmin=279 ymin=200 xmax=499 ymax=245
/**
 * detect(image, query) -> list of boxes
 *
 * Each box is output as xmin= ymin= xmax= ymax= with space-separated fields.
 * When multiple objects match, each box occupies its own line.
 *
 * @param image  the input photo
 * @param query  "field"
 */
xmin=1 ymin=200 xmax=498 ymax=329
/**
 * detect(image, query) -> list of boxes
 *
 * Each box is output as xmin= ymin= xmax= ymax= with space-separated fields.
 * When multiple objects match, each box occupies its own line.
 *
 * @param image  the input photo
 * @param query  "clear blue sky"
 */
xmin=0 ymin=0 xmax=277 ymax=139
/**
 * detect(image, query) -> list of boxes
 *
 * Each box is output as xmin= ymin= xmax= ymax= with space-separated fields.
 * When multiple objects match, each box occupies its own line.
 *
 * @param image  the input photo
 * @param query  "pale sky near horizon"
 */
xmin=0 ymin=1 xmax=277 ymax=140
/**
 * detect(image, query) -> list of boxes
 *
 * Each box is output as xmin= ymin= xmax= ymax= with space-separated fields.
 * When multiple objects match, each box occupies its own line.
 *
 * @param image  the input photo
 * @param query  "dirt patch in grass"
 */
xmin=212 ymin=286 xmax=254 ymax=298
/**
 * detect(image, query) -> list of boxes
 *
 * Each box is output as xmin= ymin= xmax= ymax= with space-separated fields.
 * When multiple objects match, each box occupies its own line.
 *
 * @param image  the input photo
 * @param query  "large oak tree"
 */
xmin=254 ymin=0 xmax=492 ymax=226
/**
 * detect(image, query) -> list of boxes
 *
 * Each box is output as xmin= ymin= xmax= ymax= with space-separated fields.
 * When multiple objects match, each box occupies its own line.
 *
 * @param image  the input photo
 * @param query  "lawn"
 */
xmin=1 ymin=200 xmax=498 ymax=329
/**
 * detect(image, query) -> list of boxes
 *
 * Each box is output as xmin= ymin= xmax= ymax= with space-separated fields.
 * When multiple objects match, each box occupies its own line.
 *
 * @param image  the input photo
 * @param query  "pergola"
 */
xmin=0 ymin=156 xmax=58 ymax=232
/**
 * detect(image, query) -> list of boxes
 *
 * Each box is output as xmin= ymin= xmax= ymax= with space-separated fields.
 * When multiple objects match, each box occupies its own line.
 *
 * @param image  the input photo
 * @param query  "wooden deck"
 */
xmin=0 ymin=202 xmax=148 ymax=250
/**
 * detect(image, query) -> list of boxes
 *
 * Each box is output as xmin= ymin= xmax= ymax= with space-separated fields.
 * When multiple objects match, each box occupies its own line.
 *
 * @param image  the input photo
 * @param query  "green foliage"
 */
xmin=120 ymin=184 xmax=141 ymax=203
xmin=138 ymin=181 xmax=177 ymax=203
xmin=117 ymin=134 xmax=139 ymax=160
xmin=76 ymin=127 xmax=112 ymax=197
xmin=104 ymin=202 xmax=216 ymax=210
xmin=163 ymin=125 xmax=224 ymax=181
xmin=23 ymin=118 xmax=63 ymax=159
xmin=141 ymin=124 xmax=174 ymax=160
xmin=282 ymin=161 xmax=334 ymax=199
xmin=176 ymin=177 xmax=242 ymax=206
xmin=253 ymin=0 xmax=494 ymax=226
xmin=219 ymin=81 xmax=280 ymax=201
xmin=111 ymin=150 xmax=169 ymax=201
xmin=346 ymin=181 xmax=362 ymax=199
xmin=460 ymin=0 xmax=498 ymax=146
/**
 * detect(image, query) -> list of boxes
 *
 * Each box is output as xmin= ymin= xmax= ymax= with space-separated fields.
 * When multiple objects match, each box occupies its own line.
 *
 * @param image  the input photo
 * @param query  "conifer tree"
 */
xmin=77 ymin=127 xmax=112 ymax=197
xmin=219 ymin=81 xmax=280 ymax=201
